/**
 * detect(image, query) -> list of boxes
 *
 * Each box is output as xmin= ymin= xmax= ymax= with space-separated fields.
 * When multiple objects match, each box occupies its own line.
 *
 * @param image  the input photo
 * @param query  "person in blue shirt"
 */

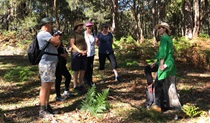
xmin=96 ymin=23 xmax=120 ymax=82
xmin=37 ymin=17 xmax=60 ymax=118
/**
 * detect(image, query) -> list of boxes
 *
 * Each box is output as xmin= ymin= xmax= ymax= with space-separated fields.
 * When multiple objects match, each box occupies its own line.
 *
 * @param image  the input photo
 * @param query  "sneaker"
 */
xmin=46 ymin=104 xmax=54 ymax=114
xmin=115 ymin=76 xmax=121 ymax=82
xmin=151 ymin=105 xmax=162 ymax=112
xmin=56 ymin=96 xmax=65 ymax=102
xmin=39 ymin=110 xmax=54 ymax=118
xmin=63 ymin=91 xmax=72 ymax=97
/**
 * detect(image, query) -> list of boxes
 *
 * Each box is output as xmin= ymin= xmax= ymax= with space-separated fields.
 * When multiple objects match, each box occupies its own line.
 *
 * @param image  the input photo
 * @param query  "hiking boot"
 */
xmin=56 ymin=96 xmax=65 ymax=102
xmin=63 ymin=91 xmax=72 ymax=97
xmin=73 ymin=87 xmax=81 ymax=95
xmin=46 ymin=104 xmax=54 ymax=114
xmin=151 ymin=105 xmax=162 ymax=112
xmin=39 ymin=110 xmax=54 ymax=118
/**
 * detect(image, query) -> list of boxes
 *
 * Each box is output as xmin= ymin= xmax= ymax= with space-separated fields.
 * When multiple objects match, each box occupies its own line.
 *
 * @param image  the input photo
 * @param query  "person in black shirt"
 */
xmin=54 ymin=30 xmax=72 ymax=101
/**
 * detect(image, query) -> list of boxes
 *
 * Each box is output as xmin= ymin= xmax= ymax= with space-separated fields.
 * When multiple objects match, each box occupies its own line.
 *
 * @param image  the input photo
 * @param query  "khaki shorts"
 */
xmin=39 ymin=63 xmax=57 ymax=83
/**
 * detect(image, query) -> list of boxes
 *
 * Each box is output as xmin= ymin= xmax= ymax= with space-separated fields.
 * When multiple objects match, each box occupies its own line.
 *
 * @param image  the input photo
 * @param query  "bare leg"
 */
xmin=79 ymin=70 xmax=85 ymax=86
xmin=73 ymin=71 xmax=79 ymax=88
xmin=40 ymin=82 xmax=52 ymax=106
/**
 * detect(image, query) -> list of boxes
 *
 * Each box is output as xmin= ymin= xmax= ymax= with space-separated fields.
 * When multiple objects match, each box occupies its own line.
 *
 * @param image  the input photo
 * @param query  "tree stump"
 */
xmin=163 ymin=75 xmax=182 ymax=110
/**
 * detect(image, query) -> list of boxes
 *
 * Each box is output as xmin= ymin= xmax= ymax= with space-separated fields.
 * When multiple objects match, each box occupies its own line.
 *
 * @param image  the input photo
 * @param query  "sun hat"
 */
xmin=155 ymin=22 xmax=171 ymax=34
xmin=74 ymin=21 xmax=84 ymax=30
xmin=40 ymin=17 xmax=54 ymax=26
xmin=85 ymin=22 xmax=93 ymax=27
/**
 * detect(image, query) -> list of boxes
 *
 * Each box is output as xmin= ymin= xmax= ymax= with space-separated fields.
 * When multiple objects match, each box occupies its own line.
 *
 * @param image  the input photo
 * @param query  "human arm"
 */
xmin=69 ymin=37 xmax=87 ymax=55
xmin=49 ymin=35 xmax=61 ymax=47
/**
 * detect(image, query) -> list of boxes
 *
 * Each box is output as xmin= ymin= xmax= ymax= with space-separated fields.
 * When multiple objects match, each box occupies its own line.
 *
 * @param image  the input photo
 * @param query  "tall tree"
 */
xmin=182 ymin=0 xmax=193 ymax=39
xmin=193 ymin=0 xmax=200 ymax=38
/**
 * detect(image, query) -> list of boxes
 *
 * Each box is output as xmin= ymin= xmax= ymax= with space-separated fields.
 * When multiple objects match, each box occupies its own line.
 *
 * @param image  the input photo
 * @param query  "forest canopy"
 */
xmin=0 ymin=0 xmax=209 ymax=41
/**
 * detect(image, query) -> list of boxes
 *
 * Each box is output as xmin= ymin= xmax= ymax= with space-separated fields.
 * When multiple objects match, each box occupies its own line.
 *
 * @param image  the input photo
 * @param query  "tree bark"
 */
xmin=163 ymin=76 xmax=182 ymax=110
xmin=182 ymin=0 xmax=193 ymax=39
xmin=111 ymin=0 xmax=120 ymax=39
xmin=193 ymin=0 xmax=200 ymax=38
xmin=54 ymin=0 xmax=60 ymax=30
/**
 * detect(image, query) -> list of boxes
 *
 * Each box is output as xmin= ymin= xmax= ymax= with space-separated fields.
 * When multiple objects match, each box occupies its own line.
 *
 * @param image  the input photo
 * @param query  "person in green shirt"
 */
xmin=150 ymin=22 xmax=176 ymax=112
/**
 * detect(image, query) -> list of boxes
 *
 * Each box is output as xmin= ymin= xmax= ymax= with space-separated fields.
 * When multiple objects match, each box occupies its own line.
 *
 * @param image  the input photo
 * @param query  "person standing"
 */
xmin=150 ymin=22 xmax=177 ymax=112
xmin=54 ymin=30 xmax=72 ymax=101
xmin=69 ymin=21 xmax=87 ymax=94
xmin=37 ymin=17 xmax=60 ymax=118
xmin=96 ymin=23 xmax=120 ymax=82
xmin=84 ymin=22 xmax=95 ymax=87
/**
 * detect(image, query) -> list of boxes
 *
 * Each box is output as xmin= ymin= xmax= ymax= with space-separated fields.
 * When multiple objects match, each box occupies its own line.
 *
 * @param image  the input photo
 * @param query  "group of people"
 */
xmin=36 ymin=16 xmax=180 ymax=118
xmin=36 ymin=17 xmax=121 ymax=118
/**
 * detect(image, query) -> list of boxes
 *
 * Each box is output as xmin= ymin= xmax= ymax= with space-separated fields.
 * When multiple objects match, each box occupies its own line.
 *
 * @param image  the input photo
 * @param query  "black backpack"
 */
xmin=27 ymin=35 xmax=50 ymax=65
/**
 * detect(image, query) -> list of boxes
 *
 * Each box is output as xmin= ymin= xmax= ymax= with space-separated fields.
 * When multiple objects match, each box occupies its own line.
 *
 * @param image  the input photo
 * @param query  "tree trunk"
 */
xmin=182 ymin=0 xmax=193 ymax=39
xmin=53 ymin=0 xmax=60 ymax=30
xmin=193 ymin=0 xmax=200 ymax=38
xmin=111 ymin=0 xmax=120 ymax=39
xmin=163 ymin=76 xmax=182 ymax=110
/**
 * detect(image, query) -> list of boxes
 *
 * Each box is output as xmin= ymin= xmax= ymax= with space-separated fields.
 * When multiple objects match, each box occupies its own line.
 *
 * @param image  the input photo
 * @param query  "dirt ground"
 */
xmin=0 ymin=39 xmax=210 ymax=123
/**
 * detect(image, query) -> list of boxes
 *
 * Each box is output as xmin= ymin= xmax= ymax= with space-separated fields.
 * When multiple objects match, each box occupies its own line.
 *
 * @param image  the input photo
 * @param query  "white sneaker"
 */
xmin=63 ymin=91 xmax=72 ymax=97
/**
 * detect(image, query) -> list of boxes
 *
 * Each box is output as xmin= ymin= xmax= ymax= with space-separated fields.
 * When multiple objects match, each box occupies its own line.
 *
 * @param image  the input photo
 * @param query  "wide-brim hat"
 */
xmin=155 ymin=22 xmax=171 ymax=34
xmin=40 ymin=17 xmax=55 ymax=26
xmin=74 ymin=21 xmax=84 ymax=30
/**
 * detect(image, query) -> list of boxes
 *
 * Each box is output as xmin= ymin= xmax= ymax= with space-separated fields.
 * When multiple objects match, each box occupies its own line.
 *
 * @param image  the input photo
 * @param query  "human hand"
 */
xmin=150 ymin=62 xmax=156 ymax=68
xmin=80 ymin=50 xmax=87 ymax=56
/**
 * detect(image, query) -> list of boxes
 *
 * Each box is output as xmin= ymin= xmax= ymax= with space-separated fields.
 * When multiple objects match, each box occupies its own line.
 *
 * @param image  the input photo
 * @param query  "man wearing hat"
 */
xmin=37 ymin=17 xmax=61 ymax=118
xmin=69 ymin=21 xmax=87 ymax=94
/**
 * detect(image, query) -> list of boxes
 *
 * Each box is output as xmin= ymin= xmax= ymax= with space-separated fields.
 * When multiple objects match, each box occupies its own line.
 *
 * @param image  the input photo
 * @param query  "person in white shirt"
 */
xmin=84 ymin=22 xmax=95 ymax=86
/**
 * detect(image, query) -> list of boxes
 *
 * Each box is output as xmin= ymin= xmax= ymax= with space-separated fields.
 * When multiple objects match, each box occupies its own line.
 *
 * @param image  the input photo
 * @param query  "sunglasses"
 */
xmin=158 ymin=26 xmax=165 ymax=29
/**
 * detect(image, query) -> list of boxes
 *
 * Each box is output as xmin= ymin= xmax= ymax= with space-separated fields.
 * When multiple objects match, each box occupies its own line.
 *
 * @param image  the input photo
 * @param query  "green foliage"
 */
xmin=1 ymin=31 xmax=17 ymax=37
xmin=4 ymin=66 xmax=36 ymax=82
xmin=80 ymin=85 xmax=110 ymax=116
xmin=199 ymin=33 xmax=210 ymax=38
xmin=119 ymin=59 xmax=139 ymax=69
xmin=182 ymin=103 xmax=202 ymax=118
xmin=146 ymin=59 xmax=157 ymax=65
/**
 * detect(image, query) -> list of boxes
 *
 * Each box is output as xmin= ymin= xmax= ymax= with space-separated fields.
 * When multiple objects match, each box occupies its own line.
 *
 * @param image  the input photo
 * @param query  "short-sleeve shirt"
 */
xmin=70 ymin=31 xmax=87 ymax=52
xmin=84 ymin=31 xmax=95 ymax=57
xmin=37 ymin=30 xmax=58 ymax=64
xmin=97 ymin=32 xmax=113 ymax=54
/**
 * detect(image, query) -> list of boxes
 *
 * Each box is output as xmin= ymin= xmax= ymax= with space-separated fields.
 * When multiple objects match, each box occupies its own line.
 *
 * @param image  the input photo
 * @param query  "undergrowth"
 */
xmin=80 ymin=85 xmax=110 ymax=116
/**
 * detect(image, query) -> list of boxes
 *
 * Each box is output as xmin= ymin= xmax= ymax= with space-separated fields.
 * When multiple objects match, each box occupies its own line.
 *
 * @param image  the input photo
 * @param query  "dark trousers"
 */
xmin=55 ymin=62 xmax=71 ymax=97
xmin=153 ymin=79 xmax=165 ymax=108
xmin=84 ymin=56 xmax=94 ymax=85
xmin=144 ymin=64 xmax=165 ymax=108
xmin=144 ymin=64 xmax=158 ymax=85
xmin=99 ymin=52 xmax=117 ymax=70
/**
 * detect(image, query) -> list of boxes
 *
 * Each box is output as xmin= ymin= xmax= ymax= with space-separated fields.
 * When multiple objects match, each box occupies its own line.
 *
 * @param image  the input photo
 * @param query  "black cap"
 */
xmin=101 ymin=23 xmax=108 ymax=29
xmin=53 ymin=30 xmax=62 ymax=36
xmin=40 ymin=17 xmax=54 ymax=26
